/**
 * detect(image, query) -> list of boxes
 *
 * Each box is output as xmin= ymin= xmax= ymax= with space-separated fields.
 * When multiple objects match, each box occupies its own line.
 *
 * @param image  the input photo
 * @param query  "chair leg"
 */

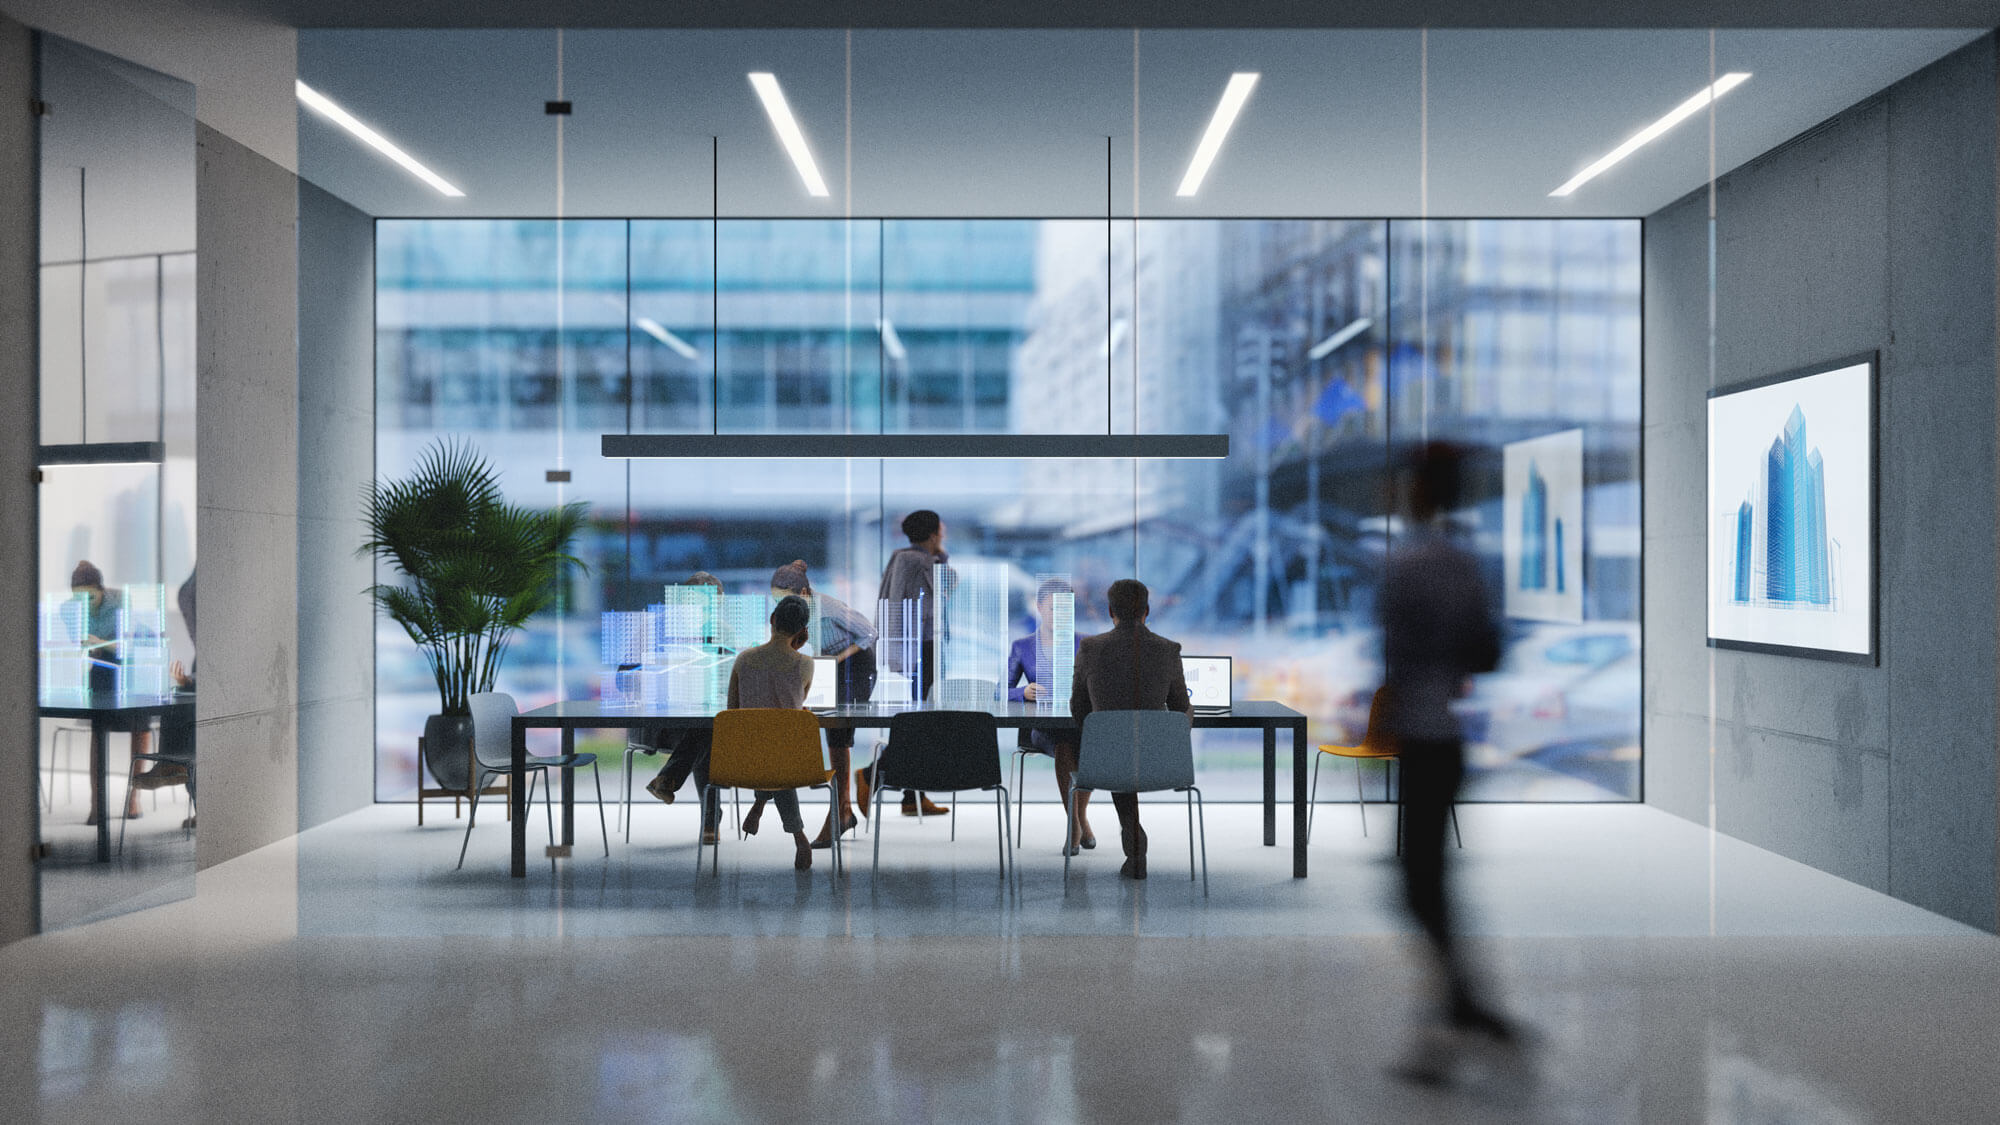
xmin=1449 ymin=802 xmax=1462 ymax=849
xmin=1356 ymin=758 xmax=1369 ymax=838
xmin=456 ymin=769 xmax=492 ymax=870
xmin=1186 ymin=789 xmax=1196 ymax=881
xmin=1012 ymin=751 xmax=1026 ymax=845
xmin=950 ymin=793 xmax=957 ymax=842
xmin=622 ymin=745 xmax=637 ymax=843
xmin=994 ymin=785 xmax=1008 ymax=882
xmin=872 ymin=775 xmax=888 ymax=873
xmin=1063 ymin=787 xmax=1076 ymax=887
xmin=1308 ymin=751 xmax=1322 ymax=843
xmin=1192 ymin=786 xmax=1208 ymax=895
xmin=592 ymin=760 xmax=610 ymax=857
xmin=117 ymin=756 xmax=139 ymax=856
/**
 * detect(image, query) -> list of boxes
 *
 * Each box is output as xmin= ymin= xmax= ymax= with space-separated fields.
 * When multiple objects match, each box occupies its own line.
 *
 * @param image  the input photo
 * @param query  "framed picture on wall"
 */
xmin=1706 ymin=353 xmax=1877 ymax=663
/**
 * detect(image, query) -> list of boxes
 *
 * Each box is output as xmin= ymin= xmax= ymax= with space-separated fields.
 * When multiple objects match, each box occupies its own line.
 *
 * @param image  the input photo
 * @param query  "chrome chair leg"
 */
xmin=1449 ymin=802 xmax=1463 ymax=849
xmin=1186 ymin=789 xmax=1196 ymax=880
xmin=1192 ymin=786 xmax=1208 ymax=895
xmin=1308 ymin=751 xmax=1323 ymax=843
xmin=950 ymin=793 xmax=957 ymax=842
xmin=456 ymin=766 xmax=496 ymax=870
xmin=1062 ymin=788 xmax=1077 ymax=887
xmin=1356 ymin=758 xmax=1370 ymax=838
xmin=871 ymin=775 xmax=890 ymax=873
xmin=993 ymin=785 xmax=1008 ymax=881
xmin=592 ymin=760 xmax=610 ymax=857
xmin=116 ymin=756 xmax=138 ymax=856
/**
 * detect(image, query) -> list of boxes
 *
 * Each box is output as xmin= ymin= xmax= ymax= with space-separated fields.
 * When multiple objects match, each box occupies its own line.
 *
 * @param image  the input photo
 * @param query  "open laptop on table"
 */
xmin=1181 ymin=655 xmax=1233 ymax=714
xmin=805 ymin=656 xmax=839 ymax=712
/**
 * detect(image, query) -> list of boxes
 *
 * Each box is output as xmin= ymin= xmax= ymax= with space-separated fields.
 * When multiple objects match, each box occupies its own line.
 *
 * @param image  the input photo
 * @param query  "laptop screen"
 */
xmin=1181 ymin=655 xmax=1233 ymax=710
xmin=805 ymin=656 xmax=838 ymax=709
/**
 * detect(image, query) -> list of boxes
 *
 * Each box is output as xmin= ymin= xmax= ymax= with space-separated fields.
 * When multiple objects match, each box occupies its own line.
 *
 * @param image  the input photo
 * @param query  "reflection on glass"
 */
xmin=375 ymin=217 xmax=1641 ymax=802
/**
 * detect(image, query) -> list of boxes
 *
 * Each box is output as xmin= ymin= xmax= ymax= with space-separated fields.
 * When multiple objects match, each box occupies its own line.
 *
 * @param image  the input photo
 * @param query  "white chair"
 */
xmin=1067 ymin=710 xmax=1206 ymax=894
xmin=456 ymin=692 xmax=609 ymax=870
xmin=43 ymin=722 xmax=90 ymax=810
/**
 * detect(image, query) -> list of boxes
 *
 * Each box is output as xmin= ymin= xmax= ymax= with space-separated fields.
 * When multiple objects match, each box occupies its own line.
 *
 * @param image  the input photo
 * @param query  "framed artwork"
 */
xmin=1706 ymin=353 xmax=1876 ymax=663
xmin=1503 ymin=428 xmax=1585 ymax=623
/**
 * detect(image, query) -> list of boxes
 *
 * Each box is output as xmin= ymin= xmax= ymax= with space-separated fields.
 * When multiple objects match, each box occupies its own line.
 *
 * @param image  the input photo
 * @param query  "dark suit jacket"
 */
xmin=1071 ymin=620 xmax=1192 ymax=725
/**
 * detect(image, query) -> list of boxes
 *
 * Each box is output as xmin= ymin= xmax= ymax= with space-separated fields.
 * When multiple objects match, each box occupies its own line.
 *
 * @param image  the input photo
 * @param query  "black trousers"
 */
xmin=654 ymin=730 xmax=719 ymax=831
xmin=1397 ymin=737 xmax=1480 ymax=1019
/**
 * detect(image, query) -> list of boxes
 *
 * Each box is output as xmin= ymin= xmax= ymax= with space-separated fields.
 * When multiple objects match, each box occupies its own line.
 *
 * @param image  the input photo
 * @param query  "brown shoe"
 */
xmin=918 ymin=796 xmax=949 ymax=816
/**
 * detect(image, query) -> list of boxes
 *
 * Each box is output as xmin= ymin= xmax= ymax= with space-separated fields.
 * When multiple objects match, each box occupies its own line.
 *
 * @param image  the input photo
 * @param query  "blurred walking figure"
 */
xmin=1377 ymin=442 xmax=1519 ymax=1082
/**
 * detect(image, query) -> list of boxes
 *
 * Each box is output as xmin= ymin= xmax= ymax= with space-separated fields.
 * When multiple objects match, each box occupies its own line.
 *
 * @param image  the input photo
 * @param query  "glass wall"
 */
xmin=375 ymin=216 xmax=1639 ymax=802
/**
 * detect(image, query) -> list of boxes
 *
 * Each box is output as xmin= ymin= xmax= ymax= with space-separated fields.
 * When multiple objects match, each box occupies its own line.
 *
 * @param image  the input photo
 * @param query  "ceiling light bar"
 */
xmin=604 ymin=434 xmax=1229 ymax=460
xmin=635 ymin=317 xmax=699 ymax=360
xmin=1177 ymin=72 xmax=1260 ymax=197
xmin=1550 ymin=72 xmax=1751 ymax=198
xmin=1308 ymin=317 xmax=1373 ymax=361
xmin=295 ymin=80 xmax=464 ymax=198
xmin=748 ymin=72 xmax=830 ymax=197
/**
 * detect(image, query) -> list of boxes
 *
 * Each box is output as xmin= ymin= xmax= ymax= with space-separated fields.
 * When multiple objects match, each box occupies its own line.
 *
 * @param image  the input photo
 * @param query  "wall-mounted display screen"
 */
xmin=1706 ymin=356 xmax=1875 ymax=662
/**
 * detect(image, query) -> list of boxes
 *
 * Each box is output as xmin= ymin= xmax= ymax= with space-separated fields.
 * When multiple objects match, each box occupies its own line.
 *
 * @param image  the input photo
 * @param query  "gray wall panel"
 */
xmin=1644 ymin=36 xmax=1999 ymax=929
xmin=195 ymin=122 xmax=300 ymax=869
xmin=0 ymin=13 xmax=40 ymax=945
xmin=296 ymin=179 xmax=374 ymax=830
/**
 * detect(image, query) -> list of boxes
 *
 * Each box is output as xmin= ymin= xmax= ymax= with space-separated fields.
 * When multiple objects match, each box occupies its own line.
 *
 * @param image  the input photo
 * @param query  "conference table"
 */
xmin=39 ymin=692 xmax=197 ymax=863
xmin=508 ymin=699 xmax=1311 ymax=880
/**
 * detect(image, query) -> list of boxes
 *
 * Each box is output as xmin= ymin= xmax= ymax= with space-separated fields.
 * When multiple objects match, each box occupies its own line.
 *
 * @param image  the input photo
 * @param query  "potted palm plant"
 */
xmin=364 ymin=439 xmax=588 ymax=796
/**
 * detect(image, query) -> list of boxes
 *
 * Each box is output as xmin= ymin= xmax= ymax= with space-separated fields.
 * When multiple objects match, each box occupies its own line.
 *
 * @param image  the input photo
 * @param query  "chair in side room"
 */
xmin=700 ymin=709 xmax=842 ymax=888
xmin=1067 ymin=710 xmax=1205 ymax=894
xmin=455 ymin=691 xmax=610 ymax=871
xmin=869 ymin=710 xmax=1012 ymax=882
xmin=118 ymin=748 xmax=195 ymax=854
xmin=1312 ymin=689 xmax=1460 ymax=851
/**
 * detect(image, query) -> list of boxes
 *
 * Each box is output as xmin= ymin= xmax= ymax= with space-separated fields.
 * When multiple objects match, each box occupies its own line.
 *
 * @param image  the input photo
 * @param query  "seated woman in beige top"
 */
xmin=729 ymin=595 xmax=817 ymax=869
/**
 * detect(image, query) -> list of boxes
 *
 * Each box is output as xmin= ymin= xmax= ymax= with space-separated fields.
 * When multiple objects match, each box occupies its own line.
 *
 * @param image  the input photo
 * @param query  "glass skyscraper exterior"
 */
xmin=1731 ymin=404 xmax=1833 ymax=607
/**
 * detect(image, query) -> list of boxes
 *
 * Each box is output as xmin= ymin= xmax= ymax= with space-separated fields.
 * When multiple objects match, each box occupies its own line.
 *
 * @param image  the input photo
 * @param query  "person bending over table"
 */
xmin=1070 ymin=578 xmax=1190 ymax=881
xmin=856 ymin=509 xmax=950 ymax=820
xmin=767 ymin=560 xmax=874 ymax=849
xmin=727 ymin=594 xmax=820 ymax=870
xmin=1008 ymin=577 xmax=1092 ymax=854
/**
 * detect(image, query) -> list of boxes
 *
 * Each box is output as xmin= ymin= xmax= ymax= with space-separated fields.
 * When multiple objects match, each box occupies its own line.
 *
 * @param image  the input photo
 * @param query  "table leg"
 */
xmin=561 ymin=728 xmax=576 ymax=846
xmin=1292 ymin=723 xmax=1308 ymax=878
xmin=92 ymin=725 xmax=110 ymax=863
xmin=511 ymin=720 xmax=527 ymax=878
xmin=1262 ymin=726 xmax=1276 ymax=847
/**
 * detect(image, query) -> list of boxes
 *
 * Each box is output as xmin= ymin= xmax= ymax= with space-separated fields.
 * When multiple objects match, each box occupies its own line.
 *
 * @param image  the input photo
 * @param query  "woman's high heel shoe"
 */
xmin=810 ymin=810 xmax=858 ymax=850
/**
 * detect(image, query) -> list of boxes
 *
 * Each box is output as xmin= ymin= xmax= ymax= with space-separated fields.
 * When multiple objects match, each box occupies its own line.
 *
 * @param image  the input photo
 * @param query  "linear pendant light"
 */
xmin=749 ymin=72 xmax=830 ymax=197
xmin=1550 ymin=72 xmax=1751 ymax=198
xmin=295 ymin=80 xmax=464 ymax=197
xmin=1177 ymin=72 xmax=1259 ymax=197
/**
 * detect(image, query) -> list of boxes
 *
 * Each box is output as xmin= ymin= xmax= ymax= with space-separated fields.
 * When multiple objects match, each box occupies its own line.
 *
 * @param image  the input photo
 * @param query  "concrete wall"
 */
xmin=296 ymin=180 xmax=374 ymax=830
xmin=195 ymin=122 xmax=301 ymax=869
xmin=1643 ymin=37 xmax=2000 ymax=930
xmin=0 ymin=11 xmax=42 ymax=945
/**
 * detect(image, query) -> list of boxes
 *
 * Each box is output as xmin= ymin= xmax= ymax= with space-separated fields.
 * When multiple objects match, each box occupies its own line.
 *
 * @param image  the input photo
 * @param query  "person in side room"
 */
xmin=722 ymin=594 xmax=818 ymax=870
xmin=643 ymin=572 xmax=728 ymax=842
xmin=856 ymin=509 xmax=950 ymax=819
xmin=1070 ymin=578 xmax=1190 ymax=880
xmin=71 ymin=560 xmax=146 ymax=824
xmin=763 ymin=560 xmax=873 ymax=848
xmin=1377 ymin=441 xmax=1521 ymax=1084
xmin=1007 ymin=577 xmax=1093 ymax=853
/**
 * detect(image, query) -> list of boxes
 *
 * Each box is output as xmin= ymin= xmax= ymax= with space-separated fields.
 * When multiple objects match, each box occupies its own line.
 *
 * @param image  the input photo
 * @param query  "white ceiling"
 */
xmin=297 ymin=28 xmax=1986 ymax=219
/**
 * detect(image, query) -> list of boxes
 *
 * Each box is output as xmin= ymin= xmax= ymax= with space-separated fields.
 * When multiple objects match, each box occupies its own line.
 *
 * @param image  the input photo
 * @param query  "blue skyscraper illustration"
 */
xmin=1521 ymin=461 xmax=1549 ymax=590
xmin=1735 ymin=404 xmax=1832 ymax=607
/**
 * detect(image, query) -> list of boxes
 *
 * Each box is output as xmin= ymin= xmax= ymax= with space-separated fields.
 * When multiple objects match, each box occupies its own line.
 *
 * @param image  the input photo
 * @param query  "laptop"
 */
xmin=1181 ymin=655 xmax=1234 ymax=714
xmin=804 ymin=656 xmax=839 ymax=711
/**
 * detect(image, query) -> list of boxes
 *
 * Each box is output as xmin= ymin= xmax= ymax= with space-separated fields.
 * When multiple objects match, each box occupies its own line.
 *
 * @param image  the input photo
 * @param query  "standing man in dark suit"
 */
xmin=1069 ymin=578 xmax=1190 ymax=880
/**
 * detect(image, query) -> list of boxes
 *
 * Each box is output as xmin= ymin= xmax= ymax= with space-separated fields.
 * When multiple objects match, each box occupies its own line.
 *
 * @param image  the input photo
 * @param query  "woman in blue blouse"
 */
xmin=1006 ymin=578 xmax=1093 ymax=854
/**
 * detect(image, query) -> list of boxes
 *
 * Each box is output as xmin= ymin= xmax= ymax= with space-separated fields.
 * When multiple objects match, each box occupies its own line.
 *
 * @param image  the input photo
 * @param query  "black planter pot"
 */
xmin=422 ymin=713 xmax=477 ymax=791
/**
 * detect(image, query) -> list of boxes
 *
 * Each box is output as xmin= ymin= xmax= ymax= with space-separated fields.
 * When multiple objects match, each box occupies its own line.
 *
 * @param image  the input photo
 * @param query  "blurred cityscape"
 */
xmin=375 ymin=217 xmax=1639 ymax=802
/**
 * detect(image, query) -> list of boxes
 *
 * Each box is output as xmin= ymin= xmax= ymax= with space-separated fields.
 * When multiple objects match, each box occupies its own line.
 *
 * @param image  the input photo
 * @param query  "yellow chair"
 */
xmin=701 ymin=709 xmax=843 ymax=886
xmin=1313 ymin=690 xmax=1460 ymax=849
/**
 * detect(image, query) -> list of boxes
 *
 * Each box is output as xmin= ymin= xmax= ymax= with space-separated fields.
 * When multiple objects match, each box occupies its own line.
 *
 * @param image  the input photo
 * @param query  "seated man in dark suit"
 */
xmin=1070 ymin=578 xmax=1191 ymax=880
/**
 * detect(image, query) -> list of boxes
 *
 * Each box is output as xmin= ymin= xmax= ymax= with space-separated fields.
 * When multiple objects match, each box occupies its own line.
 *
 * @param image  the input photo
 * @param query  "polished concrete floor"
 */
xmin=4 ymin=799 xmax=1996 ymax=1123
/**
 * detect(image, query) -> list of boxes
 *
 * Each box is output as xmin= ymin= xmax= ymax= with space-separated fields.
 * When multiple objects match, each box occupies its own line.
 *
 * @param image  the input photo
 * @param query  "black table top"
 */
xmin=38 ymin=692 xmax=194 ymax=719
xmin=514 ymin=699 xmax=1305 ymax=728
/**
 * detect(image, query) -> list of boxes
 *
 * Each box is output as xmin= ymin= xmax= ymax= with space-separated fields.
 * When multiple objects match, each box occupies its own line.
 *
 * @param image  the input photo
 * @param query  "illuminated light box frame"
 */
xmin=602 ymin=434 xmax=1228 ymax=460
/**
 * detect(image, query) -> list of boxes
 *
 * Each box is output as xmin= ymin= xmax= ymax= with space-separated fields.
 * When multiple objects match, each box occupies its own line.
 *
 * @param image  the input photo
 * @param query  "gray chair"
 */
xmin=869 ymin=710 xmax=1012 ymax=882
xmin=44 ymin=721 xmax=90 ymax=810
xmin=456 ymin=691 xmax=609 ymax=870
xmin=1067 ymin=710 xmax=1206 ymax=893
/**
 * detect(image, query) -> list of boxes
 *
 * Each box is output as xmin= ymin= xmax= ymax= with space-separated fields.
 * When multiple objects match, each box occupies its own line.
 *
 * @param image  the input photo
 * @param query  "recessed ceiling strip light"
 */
xmin=749 ymin=72 xmax=830 ymax=197
xmin=1550 ymin=72 xmax=1751 ymax=198
xmin=1177 ymin=72 xmax=1260 ymax=197
xmin=295 ymin=80 xmax=464 ymax=197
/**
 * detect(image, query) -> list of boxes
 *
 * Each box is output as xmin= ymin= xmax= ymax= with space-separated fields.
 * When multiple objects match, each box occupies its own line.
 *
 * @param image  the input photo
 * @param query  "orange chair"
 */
xmin=1312 ymin=690 xmax=1460 ymax=849
xmin=701 ymin=709 xmax=843 ymax=886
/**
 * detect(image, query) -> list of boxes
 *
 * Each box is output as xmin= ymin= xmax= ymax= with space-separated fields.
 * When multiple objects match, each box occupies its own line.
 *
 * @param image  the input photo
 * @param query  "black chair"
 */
xmin=870 ymin=710 xmax=1013 ymax=881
